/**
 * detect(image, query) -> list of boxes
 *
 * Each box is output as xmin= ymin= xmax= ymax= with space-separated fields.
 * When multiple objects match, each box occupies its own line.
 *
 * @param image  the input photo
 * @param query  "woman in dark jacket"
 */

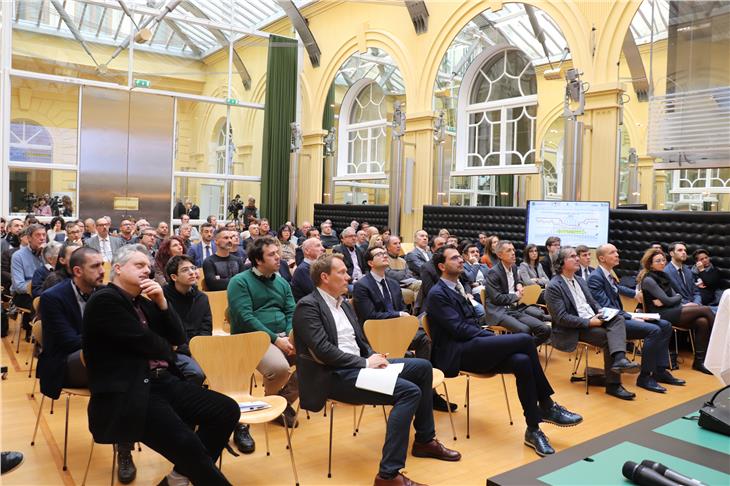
xmin=638 ymin=247 xmax=715 ymax=374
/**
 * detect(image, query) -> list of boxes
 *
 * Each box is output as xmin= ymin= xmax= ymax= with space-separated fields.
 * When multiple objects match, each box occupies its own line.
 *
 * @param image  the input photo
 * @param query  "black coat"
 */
xmin=82 ymin=284 xmax=186 ymax=444
xmin=332 ymin=244 xmax=365 ymax=278
xmin=163 ymin=284 xmax=212 ymax=354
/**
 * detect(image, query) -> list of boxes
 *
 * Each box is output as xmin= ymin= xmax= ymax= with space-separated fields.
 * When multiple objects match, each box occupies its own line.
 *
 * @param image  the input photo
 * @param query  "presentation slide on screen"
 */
xmin=526 ymin=201 xmax=609 ymax=248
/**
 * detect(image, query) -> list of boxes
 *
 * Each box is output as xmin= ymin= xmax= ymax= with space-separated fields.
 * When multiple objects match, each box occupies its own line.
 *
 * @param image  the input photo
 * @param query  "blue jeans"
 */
xmin=624 ymin=318 xmax=672 ymax=373
xmin=328 ymin=358 xmax=435 ymax=478
xmin=175 ymin=353 xmax=206 ymax=387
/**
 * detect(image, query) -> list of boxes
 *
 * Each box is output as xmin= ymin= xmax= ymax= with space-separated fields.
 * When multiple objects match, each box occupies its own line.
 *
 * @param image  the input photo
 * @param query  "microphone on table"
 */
xmin=622 ymin=461 xmax=681 ymax=486
xmin=640 ymin=460 xmax=707 ymax=486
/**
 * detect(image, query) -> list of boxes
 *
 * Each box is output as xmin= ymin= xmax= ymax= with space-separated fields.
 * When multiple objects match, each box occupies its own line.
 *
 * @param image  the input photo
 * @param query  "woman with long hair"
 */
xmin=61 ymin=195 xmax=73 ymax=217
xmin=47 ymin=216 xmax=66 ymax=242
xmin=637 ymin=248 xmax=715 ymax=374
xmin=518 ymin=243 xmax=549 ymax=287
xmin=153 ymin=236 xmax=186 ymax=285
xmin=367 ymin=233 xmax=384 ymax=251
xmin=277 ymin=224 xmax=297 ymax=263
xmin=480 ymin=235 xmax=499 ymax=268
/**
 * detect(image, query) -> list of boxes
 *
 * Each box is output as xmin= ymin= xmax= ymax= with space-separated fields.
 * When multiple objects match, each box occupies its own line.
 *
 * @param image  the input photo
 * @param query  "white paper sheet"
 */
xmin=629 ymin=312 xmax=661 ymax=321
xmin=355 ymin=362 xmax=405 ymax=396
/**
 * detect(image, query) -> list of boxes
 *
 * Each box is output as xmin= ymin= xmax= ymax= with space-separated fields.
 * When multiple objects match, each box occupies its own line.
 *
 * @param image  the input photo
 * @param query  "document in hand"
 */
xmin=599 ymin=307 xmax=619 ymax=321
xmin=355 ymin=362 xmax=405 ymax=396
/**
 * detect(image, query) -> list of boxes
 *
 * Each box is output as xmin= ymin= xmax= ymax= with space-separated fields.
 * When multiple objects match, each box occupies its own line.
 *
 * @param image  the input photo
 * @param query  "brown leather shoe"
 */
xmin=411 ymin=439 xmax=462 ymax=461
xmin=374 ymin=473 xmax=428 ymax=486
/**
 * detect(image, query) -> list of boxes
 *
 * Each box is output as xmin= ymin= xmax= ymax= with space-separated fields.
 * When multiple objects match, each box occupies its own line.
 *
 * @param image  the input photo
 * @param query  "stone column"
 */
xmin=401 ymin=112 xmax=437 ymax=241
xmin=297 ymin=129 xmax=327 ymax=224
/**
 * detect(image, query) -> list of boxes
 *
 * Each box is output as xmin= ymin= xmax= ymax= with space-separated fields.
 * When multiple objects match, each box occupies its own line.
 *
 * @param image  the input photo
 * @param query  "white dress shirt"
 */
xmin=99 ymin=237 xmax=112 ymax=262
xmin=317 ymin=288 xmax=360 ymax=356
xmin=561 ymin=275 xmax=595 ymax=319
xmin=502 ymin=263 xmax=517 ymax=294
xmin=348 ymin=247 xmax=363 ymax=281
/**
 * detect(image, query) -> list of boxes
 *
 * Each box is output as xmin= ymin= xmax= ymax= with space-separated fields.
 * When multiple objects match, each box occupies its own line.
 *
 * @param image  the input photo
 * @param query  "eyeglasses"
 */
xmin=178 ymin=266 xmax=198 ymax=275
xmin=370 ymin=251 xmax=387 ymax=258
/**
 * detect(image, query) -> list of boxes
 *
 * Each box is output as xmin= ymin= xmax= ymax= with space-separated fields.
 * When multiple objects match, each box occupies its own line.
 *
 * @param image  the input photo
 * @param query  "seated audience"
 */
xmin=206 ymin=215 xmax=218 ymax=230
xmin=368 ymin=233 xmax=385 ymax=251
xmin=638 ymin=248 xmax=715 ymax=374
xmin=152 ymin=236 xmax=185 ymax=286
xmin=178 ymin=223 xmax=193 ymax=252
xmin=155 ymin=221 xmax=170 ymax=245
xmin=176 ymin=214 xmax=200 ymax=241
xmin=357 ymin=226 xmax=376 ymax=253
xmin=11 ymin=224 xmax=46 ymax=339
xmin=576 ymin=245 xmax=594 ymax=281
xmin=230 ymin=231 xmax=247 ymax=261
xmin=202 ymin=229 xmax=246 ymax=291
xmin=320 ymin=221 xmax=339 ymax=249
xmin=479 ymin=235 xmax=499 ymax=268
xmin=189 ymin=222 xmax=216 ymax=268
xmin=426 ymin=245 xmax=582 ymax=456
xmin=118 ymin=219 xmax=136 ymax=245
xmin=692 ymin=248 xmax=726 ymax=306
xmin=228 ymin=237 xmax=299 ymax=433
xmin=65 ymin=222 xmax=84 ymax=245
xmin=413 ymin=236 xmax=447 ymax=315
xmin=476 ymin=232 xmax=488 ymax=256
xmin=47 ymin=216 xmax=66 ymax=242
xmin=518 ymin=244 xmax=550 ymax=288
xmin=332 ymin=227 xmax=365 ymax=285
xmin=664 ymin=242 xmax=704 ymax=306
xmin=137 ymin=228 xmax=158 ymax=259
xmin=294 ymin=254 xmax=461 ymax=486
xmin=31 ymin=242 xmax=60 ymax=298
xmin=541 ymin=236 xmax=561 ymax=279
xmin=83 ymin=245 xmax=239 ymax=486
xmin=85 ymin=218 xmax=122 ymax=262
xmin=484 ymin=241 xmax=550 ymax=345
xmin=544 ymin=247 xmax=640 ymax=401
xmin=82 ymin=218 xmax=96 ymax=241
xmin=588 ymin=244 xmax=682 ymax=392
xmin=460 ymin=242 xmax=489 ymax=300
xmin=295 ymin=221 xmax=312 ymax=242
xmin=163 ymin=255 xmax=209 ymax=386
xmin=41 ymin=240 xmax=81 ymax=292
xmin=277 ymin=224 xmax=297 ymax=264
xmin=291 ymin=237 xmax=325 ymax=302
xmin=385 ymin=236 xmax=421 ymax=294
xmin=405 ymin=230 xmax=432 ymax=278
xmin=295 ymin=227 xmax=320 ymax=265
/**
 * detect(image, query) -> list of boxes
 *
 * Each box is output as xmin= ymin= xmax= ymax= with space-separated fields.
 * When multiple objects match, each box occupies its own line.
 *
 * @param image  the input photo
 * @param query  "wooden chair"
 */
xmin=102 ymin=262 xmax=111 ymax=284
xmin=620 ymin=294 xmax=639 ymax=313
xmin=25 ymin=297 xmax=42 ymax=373
xmin=204 ymin=290 xmax=229 ymax=335
xmin=190 ymin=332 xmax=299 ymax=485
xmin=363 ymin=316 xmax=456 ymax=440
xmin=10 ymin=282 xmax=34 ymax=354
xmin=520 ymin=285 xmax=544 ymax=307
xmin=422 ymin=316 xmax=513 ymax=439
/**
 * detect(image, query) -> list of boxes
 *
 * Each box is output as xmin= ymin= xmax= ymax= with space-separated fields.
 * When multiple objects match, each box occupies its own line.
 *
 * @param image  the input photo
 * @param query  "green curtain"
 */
xmin=260 ymin=35 xmax=298 ymax=227
xmin=495 ymin=175 xmax=515 ymax=206
xmin=322 ymin=84 xmax=335 ymax=131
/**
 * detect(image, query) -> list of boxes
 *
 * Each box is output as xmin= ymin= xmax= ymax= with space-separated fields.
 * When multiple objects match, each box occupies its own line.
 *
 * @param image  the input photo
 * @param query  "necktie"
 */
xmin=204 ymin=245 xmax=210 ymax=259
xmin=583 ymin=268 xmax=588 ymax=280
xmin=678 ymin=266 xmax=688 ymax=290
xmin=380 ymin=280 xmax=395 ymax=312
xmin=455 ymin=280 xmax=469 ymax=299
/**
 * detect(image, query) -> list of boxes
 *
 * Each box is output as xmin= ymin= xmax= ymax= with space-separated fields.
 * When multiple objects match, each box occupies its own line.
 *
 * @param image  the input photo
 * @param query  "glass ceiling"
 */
xmin=12 ymin=0 xmax=305 ymax=59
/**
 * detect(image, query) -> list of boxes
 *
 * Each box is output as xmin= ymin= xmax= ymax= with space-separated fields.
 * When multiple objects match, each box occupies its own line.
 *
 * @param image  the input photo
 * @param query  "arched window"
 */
xmin=337 ymin=79 xmax=388 ymax=178
xmin=668 ymin=169 xmax=730 ymax=210
xmin=10 ymin=119 xmax=53 ymax=163
xmin=454 ymin=47 xmax=538 ymax=176
xmin=215 ymin=120 xmax=235 ymax=174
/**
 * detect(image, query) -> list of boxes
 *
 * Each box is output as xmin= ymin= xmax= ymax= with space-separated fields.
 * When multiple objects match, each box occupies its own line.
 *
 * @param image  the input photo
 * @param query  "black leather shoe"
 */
xmin=117 ymin=449 xmax=137 ymax=484
xmin=636 ymin=376 xmax=666 ymax=393
xmin=692 ymin=361 xmax=713 ymax=375
xmin=606 ymin=384 xmax=636 ymax=400
xmin=1 ymin=451 xmax=24 ymax=474
xmin=234 ymin=423 xmax=255 ymax=454
xmin=433 ymin=392 xmax=457 ymax=413
xmin=541 ymin=403 xmax=583 ymax=427
xmin=524 ymin=428 xmax=554 ymax=457
xmin=610 ymin=357 xmax=641 ymax=374
xmin=654 ymin=369 xmax=686 ymax=386
xmin=274 ymin=405 xmax=299 ymax=428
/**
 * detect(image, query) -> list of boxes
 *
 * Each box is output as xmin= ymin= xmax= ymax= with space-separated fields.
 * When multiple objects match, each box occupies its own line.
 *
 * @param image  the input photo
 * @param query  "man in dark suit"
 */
xmin=83 ymin=245 xmax=239 ymax=486
xmin=332 ymin=227 xmax=365 ymax=285
xmin=85 ymin=218 xmax=123 ymax=262
xmin=413 ymin=236 xmax=446 ymax=315
xmin=665 ymin=241 xmax=703 ymax=305
xmin=692 ymin=248 xmax=726 ymax=306
xmin=540 ymin=236 xmax=561 ymax=279
xmin=188 ymin=223 xmax=216 ymax=268
xmin=291 ymin=237 xmax=324 ymax=301
xmin=405 ymin=230 xmax=431 ymax=278
xmin=576 ymin=245 xmax=595 ymax=281
xmin=588 ymin=244 xmax=682 ymax=392
xmin=544 ymin=247 xmax=640 ymax=401
xmin=294 ymin=254 xmax=460 ymax=486
xmin=484 ymin=241 xmax=550 ymax=345
xmin=425 ymin=245 xmax=582 ymax=457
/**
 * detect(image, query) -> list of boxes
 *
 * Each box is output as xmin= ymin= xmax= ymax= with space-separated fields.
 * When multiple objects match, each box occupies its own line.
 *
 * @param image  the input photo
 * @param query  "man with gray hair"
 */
xmin=320 ymin=221 xmax=339 ymax=249
xmin=83 ymin=244 xmax=239 ymax=485
xmin=291 ymin=237 xmax=325 ymax=301
xmin=85 ymin=217 xmax=122 ymax=262
xmin=484 ymin=240 xmax=551 ymax=346
xmin=333 ymin=227 xmax=364 ymax=284
xmin=11 ymin=224 xmax=46 ymax=340
xmin=31 ymin=241 xmax=61 ymax=298
xmin=405 ymin=230 xmax=431 ymax=278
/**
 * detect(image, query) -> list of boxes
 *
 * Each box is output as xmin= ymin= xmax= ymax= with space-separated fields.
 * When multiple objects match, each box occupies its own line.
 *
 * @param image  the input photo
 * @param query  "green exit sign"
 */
xmin=134 ymin=79 xmax=151 ymax=88
xmin=225 ymin=97 xmax=239 ymax=105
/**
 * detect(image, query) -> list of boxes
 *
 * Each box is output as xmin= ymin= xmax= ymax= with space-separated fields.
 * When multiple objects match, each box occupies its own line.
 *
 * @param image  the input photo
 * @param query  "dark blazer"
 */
xmin=291 ymin=261 xmax=313 ymax=302
xmin=544 ymin=275 xmax=600 ymax=353
xmin=693 ymin=265 xmax=725 ymax=306
xmin=333 ymin=244 xmax=364 ymax=278
xmin=414 ymin=260 xmax=439 ymax=314
xmin=37 ymin=279 xmax=83 ymax=399
xmin=278 ymin=259 xmax=293 ymax=283
xmin=293 ymin=290 xmax=373 ymax=412
xmin=85 ymin=235 xmax=124 ymax=255
xmin=424 ymin=279 xmax=492 ymax=377
xmin=188 ymin=240 xmax=216 ymax=268
xmin=352 ymin=272 xmax=404 ymax=325
xmin=577 ymin=266 xmax=595 ymax=281
xmin=82 ymin=284 xmax=186 ymax=444
xmin=540 ymin=255 xmax=555 ymax=279
xmin=405 ymin=248 xmax=430 ymax=277
xmin=664 ymin=263 xmax=701 ymax=305
xmin=641 ymin=273 xmax=683 ymax=324
xmin=484 ymin=264 xmax=521 ymax=322
xmin=31 ymin=264 xmax=52 ymax=298
xmin=587 ymin=268 xmax=634 ymax=318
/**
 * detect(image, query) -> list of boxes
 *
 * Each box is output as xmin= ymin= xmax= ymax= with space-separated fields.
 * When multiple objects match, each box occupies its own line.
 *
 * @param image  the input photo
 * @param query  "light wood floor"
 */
xmin=1 ymin=331 xmax=721 ymax=486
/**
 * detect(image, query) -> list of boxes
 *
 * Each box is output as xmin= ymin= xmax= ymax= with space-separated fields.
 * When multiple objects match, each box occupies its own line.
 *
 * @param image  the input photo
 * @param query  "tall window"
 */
xmin=455 ymin=48 xmax=538 ymax=175
xmin=216 ymin=122 xmax=235 ymax=174
xmin=338 ymin=80 xmax=387 ymax=178
xmin=667 ymin=168 xmax=730 ymax=211
xmin=10 ymin=119 xmax=53 ymax=163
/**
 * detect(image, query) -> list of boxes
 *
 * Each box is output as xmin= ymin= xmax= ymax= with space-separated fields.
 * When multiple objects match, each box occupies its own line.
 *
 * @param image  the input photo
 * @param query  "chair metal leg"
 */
xmin=500 ymin=375 xmax=513 ymax=425
xmin=63 ymin=393 xmax=71 ymax=470
xmin=82 ymin=437 xmax=95 ymax=485
xmin=137 ymin=442 xmax=142 ymax=452
xmin=442 ymin=382 xmax=457 ymax=441
xmin=355 ymin=406 xmax=365 ymax=435
xmin=674 ymin=329 xmax=681 ymax=364
xmin=306 ymin=410 xmax=310 ymax=420
xmin=288 ymin=402 xmax=301 ymax=446
xmin=327 ymin=401 xmax=334 ymax=478
xmin=381 ymin=406 xmax=388 ymax=425
xmin=31 ymin=394 xmax=45 ymax=446
xmin=249 ymin=374 xmax=254 ymax=394
xmin=689 ymin=329 xmax=696 ymax=355
xmin=50 ymin=399 xmax=55 ymax=414
xmin=353 ymin=407 xmax=358 ymax=436
xmin=111 ymin=444 xmax=117 ymax=486
xmin=30 ymin=377 xmax=38 ymax=398
xmin=264 ymin=422 xmax=270 ymax=456
xmin=465 ymin=375 xmax=471 ymax=439
xmin=584 ymin=345 xmax=589 ymax=395
xmin=283 ymin=415 xmax=300 ymax=486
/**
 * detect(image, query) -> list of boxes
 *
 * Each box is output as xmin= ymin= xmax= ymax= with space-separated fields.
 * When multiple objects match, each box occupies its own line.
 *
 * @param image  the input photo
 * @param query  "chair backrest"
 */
xmin=421 ymin=315 xmax=432 ymax=339
xmin=364 ymin=315 xmax=419 ymax=357
xmin=205 ymin=290 xmax=229 ymax=334
xmin=102 ymin=262 xmax=111 ymax=283
xmin=32 ymin=296 xmax=40 ymax=313
xmin=520 ymin=285 xmax=542 ymax=306
xmin=198 ymin=273 xmax=207 ymax=291
xmin=32 ymin=320 xmax=43 ymax=346
xmin=190 ymin=332 xmax=270 ymax=396
xmin=620 ymin=294 xmax=639 ymax=313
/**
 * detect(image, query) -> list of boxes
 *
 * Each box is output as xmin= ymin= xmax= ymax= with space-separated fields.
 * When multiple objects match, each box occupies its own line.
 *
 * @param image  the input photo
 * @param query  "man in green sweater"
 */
xmin=228 ymin=236 xmax=298 ymax=429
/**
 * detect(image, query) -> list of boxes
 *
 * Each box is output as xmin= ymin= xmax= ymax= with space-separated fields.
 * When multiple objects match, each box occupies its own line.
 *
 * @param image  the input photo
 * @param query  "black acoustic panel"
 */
xmin=313 ymin=204 xmax=389 ymax=235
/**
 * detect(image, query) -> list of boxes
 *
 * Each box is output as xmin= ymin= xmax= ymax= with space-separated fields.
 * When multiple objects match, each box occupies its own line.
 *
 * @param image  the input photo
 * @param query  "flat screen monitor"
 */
xmin=526 ymin=200 xmax=610 ymax=248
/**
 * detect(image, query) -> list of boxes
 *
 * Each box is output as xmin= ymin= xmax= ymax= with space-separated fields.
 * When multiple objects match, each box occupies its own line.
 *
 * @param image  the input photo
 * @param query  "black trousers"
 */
xmin=459 ymin=333 xmax=554 ymax=427
xmin=141 ymin=371 xmax=240 ymax=485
